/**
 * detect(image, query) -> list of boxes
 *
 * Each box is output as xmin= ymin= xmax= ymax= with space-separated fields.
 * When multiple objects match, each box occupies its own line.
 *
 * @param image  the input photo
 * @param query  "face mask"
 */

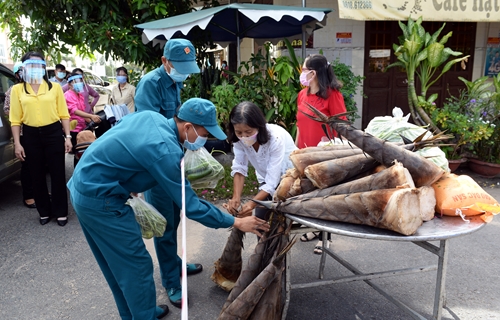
xmin=183 ymin=126 xmax=207 ymax=151
xmin=238 ymin=131 xmax=258 ymax=147
xmin=300 ymin=71 xmax=312 ymax=86
xmin=57 ymin=72 xmax=66 ymax=79
xmin=222 ymin=64 xmax=227 ymax=68
xmin=25 ymin=68 xmax=45 ymax=84
xmin=116 ymin=76 xmax=127 ymax=84
xmin=167 ymin=66 xmax=189 ymax=83
xmin=73 ymin=82 xmax=84 ymax=93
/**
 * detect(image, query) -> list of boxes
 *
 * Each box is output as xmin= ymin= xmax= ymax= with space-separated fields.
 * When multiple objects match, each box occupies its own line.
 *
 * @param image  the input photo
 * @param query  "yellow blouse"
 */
xmin=9 ymin=81 xmax=70 ymax=127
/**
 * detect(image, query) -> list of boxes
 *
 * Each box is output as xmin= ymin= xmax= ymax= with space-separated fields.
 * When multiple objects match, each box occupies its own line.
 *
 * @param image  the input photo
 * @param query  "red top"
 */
xmin=296 ymin=88 xmax=346 ymax=149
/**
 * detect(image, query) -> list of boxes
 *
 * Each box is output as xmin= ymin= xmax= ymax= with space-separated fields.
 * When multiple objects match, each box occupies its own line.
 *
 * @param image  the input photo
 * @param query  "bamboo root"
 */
xmin=218 ymin=240 xmax=295 ymax=320
xmin=290 ymin=143 xmax=359 ymax=155
xmin=220 ymin=234 xmax=267 ymax=313
xmin=275 ymin=188 xmax=435 ymax=235
xmin=274 ymin=176 xmax=295 ymax=201
xmin=211 ymin=228 xmax=245 ymax=292
xmin=303 ymin=105 xmax=444 ymax=187
xmin=287 ymin=178 xmax=316 ymax=198
xmin=290 ymin=149 xmax=364 ymax=175
xmin=290 ymin=161 xmax=414 ymax=200
xmin=304 ymin=153 xmax=380 ymax=189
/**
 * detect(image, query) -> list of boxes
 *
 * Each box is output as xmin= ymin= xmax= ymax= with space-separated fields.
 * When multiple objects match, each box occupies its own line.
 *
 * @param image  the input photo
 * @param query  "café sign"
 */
xmin=338 ymin=0 xmax=500 ymax=21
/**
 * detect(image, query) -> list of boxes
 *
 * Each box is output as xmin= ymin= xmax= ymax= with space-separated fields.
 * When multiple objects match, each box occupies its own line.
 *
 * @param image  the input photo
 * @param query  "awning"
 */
xmin=135 ymin=4 xmax=332 ymax=64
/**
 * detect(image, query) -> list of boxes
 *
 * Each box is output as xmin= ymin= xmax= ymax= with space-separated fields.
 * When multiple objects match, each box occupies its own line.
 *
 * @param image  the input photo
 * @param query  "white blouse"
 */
xmin=231 ymin=123 xmax=297 ymax=196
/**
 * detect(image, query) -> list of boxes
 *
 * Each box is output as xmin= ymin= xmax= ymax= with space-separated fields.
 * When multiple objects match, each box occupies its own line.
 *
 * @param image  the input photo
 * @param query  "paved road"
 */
xmin=0 ymin=155 xmax=499 ymax=319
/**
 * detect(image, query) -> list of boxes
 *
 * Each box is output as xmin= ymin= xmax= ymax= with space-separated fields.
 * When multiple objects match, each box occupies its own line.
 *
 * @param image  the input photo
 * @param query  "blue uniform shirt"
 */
xmin=134 ymin=66 xmax=183 ymax=118
xmin=67 ymin=111 xmax=234 ymax=229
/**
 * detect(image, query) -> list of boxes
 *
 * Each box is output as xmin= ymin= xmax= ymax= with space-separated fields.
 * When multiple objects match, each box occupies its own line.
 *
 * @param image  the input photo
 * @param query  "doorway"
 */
xmin=362 ymin=21 xmax=476 ymax=129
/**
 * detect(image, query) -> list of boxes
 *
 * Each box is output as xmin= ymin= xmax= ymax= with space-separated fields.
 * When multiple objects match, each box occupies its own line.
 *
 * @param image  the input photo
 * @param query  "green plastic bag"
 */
xmin=128 ymin=195 xmax=167 ymax=239
xmin=184 ymin=147 xmax=224 ymax=189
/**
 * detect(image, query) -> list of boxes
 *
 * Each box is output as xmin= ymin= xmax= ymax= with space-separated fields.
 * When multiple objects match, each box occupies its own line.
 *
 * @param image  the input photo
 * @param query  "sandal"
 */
xmin=313 ymin=240 xmax=330 ymax=255
xmin=313 ymin=246 xmax=323 ymax=255
xmin=300 ymin=231 xmax=320 ymax=242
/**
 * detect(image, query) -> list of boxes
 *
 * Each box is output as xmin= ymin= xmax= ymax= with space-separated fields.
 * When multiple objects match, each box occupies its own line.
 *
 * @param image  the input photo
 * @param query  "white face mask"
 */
xmin=238 ymin=131 xmax=258 ymax=146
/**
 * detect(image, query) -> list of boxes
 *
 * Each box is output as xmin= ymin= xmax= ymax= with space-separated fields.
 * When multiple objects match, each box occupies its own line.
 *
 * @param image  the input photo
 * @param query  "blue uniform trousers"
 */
xmin=145 ymin=185 xmax=182 ymax=290
xmin=70 ymin=189 xmax=164 ymax=320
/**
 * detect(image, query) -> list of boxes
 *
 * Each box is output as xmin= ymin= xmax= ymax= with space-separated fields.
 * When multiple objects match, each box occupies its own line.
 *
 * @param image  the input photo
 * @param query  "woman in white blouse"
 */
xmin=225 ymin=101 xmax=297 ymax=218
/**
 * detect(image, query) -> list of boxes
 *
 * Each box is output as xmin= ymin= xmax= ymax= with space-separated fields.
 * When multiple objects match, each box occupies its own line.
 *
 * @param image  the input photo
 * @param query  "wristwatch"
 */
xmin=65 ymin=135 xmax=72 ymax=140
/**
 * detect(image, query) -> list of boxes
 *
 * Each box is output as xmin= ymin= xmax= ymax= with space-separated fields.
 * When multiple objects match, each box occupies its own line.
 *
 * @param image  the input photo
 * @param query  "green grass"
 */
xmin=194 ymin=164 xmax=260 ymax=202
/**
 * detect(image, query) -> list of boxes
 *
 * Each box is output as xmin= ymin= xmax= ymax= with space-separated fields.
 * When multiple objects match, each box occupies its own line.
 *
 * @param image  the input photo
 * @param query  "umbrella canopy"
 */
xmin=136 ymin=3 xmax=332 ymax=63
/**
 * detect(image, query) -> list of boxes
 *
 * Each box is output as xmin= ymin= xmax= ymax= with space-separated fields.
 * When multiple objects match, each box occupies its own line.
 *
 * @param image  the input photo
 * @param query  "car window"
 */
xmin=93 ymin=74 xmax=104 ymax=86
xmin=0 ymin=68 xmax=15 ymax=95
xmin=84 ymin=72 xmax=96 ymax=85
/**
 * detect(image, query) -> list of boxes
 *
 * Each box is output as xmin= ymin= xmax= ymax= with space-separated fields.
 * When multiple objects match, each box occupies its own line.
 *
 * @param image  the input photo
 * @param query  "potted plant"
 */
xmin=425 ymin=83 xmax=495 ymax=172
xmin=467 ymin=74 xmax=500 ymax=176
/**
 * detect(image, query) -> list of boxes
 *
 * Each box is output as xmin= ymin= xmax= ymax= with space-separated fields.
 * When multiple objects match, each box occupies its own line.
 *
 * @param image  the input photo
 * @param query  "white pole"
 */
xmin=180 ymin=157 xmax=188 ymax=319
xmin=302 ymin=0 xmax=307 ymax=59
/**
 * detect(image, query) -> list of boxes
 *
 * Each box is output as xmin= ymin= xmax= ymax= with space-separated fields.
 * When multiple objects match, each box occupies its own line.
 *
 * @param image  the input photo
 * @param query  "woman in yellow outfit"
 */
xmin=9 ymin=51 xmax=72 ymax=226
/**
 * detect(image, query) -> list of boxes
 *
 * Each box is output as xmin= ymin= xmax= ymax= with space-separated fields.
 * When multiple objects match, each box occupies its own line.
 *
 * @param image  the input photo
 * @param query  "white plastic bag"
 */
xmin=184 ymin=147 xmax=224 ymax=189
xmin=128 ymin=195 xmax=167 ymax=239
xmin=364 ymin=107 xmax=449 ymax=171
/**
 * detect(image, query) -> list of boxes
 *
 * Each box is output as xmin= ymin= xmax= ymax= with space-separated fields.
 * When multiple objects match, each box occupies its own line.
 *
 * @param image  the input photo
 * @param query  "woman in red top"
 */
xmin=296 ymin=54 xmax=347 ymax=254
xmin=296 ymin=54 xmax=346 ymax=148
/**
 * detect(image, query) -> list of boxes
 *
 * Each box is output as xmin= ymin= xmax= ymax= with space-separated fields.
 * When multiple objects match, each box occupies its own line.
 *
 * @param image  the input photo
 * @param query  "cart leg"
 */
xmin=282 ymin=229 xmax=292 ymax=320
xmin=433 ymin=239 xmax=449 ymax=320
xmin=319 ymin=231 xmax=327 ymax=279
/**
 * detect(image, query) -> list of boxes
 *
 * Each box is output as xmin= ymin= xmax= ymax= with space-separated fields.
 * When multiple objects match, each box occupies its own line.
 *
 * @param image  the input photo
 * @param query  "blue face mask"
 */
xmin=183 ymin=126 xmax=207 ymax=151
xmin=73 ymin=82 xmax=84 ymax=93
xmin=25 ymin=68 xmax=45 ymax=83
xmin=57 ymin=72 xmax=66 ymax=79
xmin=167 ymin=66 xmax=189 ymax=83
xmin=116 ymin=75 xmax=127 ymax=84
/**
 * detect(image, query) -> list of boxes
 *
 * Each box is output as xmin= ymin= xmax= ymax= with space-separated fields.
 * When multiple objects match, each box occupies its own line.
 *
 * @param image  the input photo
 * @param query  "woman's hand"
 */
xmin=233 ymin=216 xmax=270 ymax=237
xmin=239 ymin=202 xmax=256 ymax=217
xmin=225 ymin=198 xmax=241 ymax=216
xmin=64 ymin=138 xmax=73 ymax=153
xmin=90 ymin=114 xmax=101 ymax=123
xmin=14 ymin=143 xmax=26 ymax=161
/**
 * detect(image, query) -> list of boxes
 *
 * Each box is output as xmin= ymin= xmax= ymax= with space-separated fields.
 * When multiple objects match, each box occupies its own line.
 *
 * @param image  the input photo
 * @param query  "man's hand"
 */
xmin=233 ymin=216 xmax=270 ymax=237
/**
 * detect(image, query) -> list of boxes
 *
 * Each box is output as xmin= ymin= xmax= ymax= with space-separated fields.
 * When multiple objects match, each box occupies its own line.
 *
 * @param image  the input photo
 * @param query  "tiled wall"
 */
xmin=474 ymin=22 xmax=500 ymax=80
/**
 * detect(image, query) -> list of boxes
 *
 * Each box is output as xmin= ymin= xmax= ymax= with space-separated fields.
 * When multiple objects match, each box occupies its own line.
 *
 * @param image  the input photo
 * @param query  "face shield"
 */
xmin=68 ymin=74 xmax=85 ymax=93
xmin=22 ymin=59 xmax=46 ymax=84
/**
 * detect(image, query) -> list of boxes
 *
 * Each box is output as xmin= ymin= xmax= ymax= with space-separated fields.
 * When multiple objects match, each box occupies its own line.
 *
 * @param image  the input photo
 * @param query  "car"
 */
xmin=0 ymin=63 xmax=21 ymax=184
xmin=47 ymin=67 xmax=114 ymax=112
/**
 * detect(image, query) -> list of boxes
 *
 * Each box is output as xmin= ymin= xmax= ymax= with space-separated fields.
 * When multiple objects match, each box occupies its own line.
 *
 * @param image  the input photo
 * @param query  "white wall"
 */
xmin=473 ymin=22 xmax=500 ymax=80
xmin=274 ymin=0 xmax=365 ymax=127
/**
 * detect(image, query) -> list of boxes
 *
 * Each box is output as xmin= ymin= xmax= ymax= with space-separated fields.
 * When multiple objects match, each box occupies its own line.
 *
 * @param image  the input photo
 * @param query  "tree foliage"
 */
xmin=0 ymin=0 xmax=219 ymax=68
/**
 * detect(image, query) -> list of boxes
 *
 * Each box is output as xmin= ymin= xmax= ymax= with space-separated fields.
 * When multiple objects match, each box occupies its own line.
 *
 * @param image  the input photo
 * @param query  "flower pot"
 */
xmin=467 ymin=158 xmax=500 ymax=177
xmin=448 ymin=158 xmax=467 ymax=173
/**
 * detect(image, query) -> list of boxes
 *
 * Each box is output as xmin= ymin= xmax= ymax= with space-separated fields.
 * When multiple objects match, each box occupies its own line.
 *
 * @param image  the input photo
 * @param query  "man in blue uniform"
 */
xmin=134 ymin=38 xmax=205 ymax=308
xmin=67 ymin=98 xmax=269 ymax=319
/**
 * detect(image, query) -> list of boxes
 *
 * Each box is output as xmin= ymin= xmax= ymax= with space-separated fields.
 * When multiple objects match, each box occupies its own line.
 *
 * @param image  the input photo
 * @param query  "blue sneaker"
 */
xmin=167 ymin=286 xmax=182 ymax=308
xmin=186 ymin=263 xmax=203 ymax=275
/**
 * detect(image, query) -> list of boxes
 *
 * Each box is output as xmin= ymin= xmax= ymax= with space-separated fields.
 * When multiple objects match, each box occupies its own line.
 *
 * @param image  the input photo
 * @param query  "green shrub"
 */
xmin=195 ymin=164 xmax=259 ymax=201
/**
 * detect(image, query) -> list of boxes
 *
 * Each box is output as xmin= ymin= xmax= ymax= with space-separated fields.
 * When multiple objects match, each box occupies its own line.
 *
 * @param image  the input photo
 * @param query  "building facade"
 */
xmin=272 ymin=0 xmax=500 ymax=128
